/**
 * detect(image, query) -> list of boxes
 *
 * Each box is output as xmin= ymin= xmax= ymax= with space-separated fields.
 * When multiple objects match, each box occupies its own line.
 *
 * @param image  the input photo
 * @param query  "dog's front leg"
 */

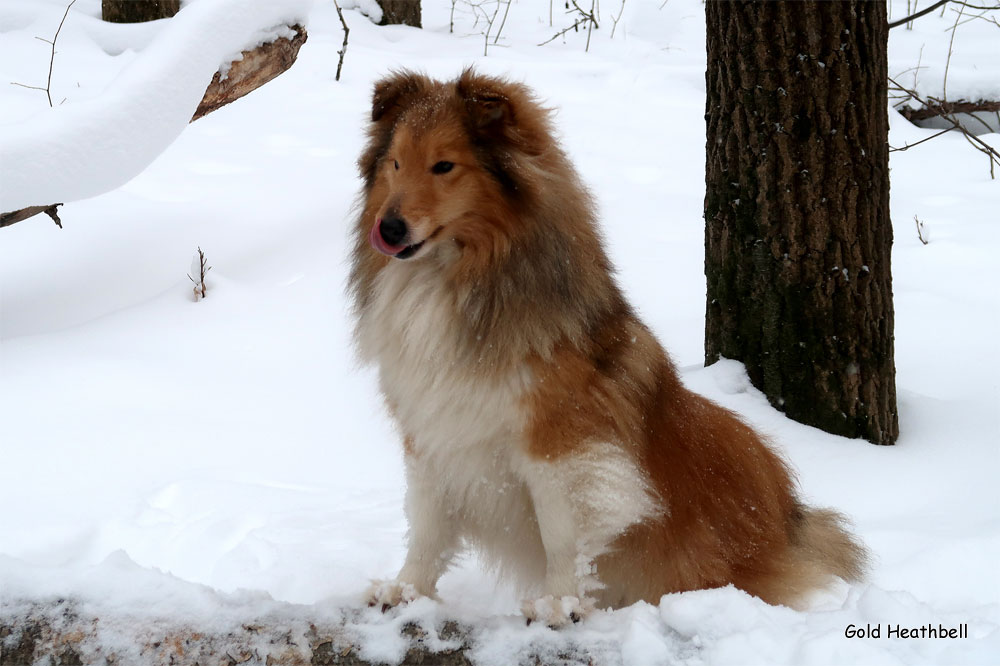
xmin=517 ymin=444 xmax=659 ymax=627
xmin=367 ymin=454 xmax=459 ymax=610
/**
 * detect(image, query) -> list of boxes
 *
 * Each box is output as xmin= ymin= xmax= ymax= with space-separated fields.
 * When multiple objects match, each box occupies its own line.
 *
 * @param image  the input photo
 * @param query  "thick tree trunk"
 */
xmin=102 ymin=0 xmax=180 ymax=23
xmin=704 ymin=1 xmax=898 ymax=445
xmin=377 ymin=0 xmax=421 ymax=28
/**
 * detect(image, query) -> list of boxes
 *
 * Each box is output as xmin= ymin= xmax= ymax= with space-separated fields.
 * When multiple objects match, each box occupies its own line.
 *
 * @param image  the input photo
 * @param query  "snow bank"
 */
xmin=0 ymin=0 xmax=314 ymax=211
xmin=4 ymin=553 xmax=998 ymax=665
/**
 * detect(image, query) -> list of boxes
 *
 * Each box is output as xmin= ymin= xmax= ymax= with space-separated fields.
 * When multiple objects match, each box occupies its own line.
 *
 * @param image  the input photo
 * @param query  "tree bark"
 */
xmin=102 ymin=0 xmax=179 ymax=23
xmin=704 ymin=1 xmax=898 ymax=445
xmin=377 ymin=0 xmax=421 ymax=28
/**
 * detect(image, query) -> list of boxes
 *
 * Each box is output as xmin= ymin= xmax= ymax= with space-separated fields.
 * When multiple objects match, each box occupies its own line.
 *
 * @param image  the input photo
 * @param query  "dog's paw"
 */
xmin=521 ymin=595 xmax=594 ymax=628
xmin=365 ymin=579 xmax=421 ymax=612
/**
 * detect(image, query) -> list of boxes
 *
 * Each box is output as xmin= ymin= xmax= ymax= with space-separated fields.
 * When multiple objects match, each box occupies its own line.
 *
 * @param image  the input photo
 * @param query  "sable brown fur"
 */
xmin=350 ymin=68 xmax=867 ymax=618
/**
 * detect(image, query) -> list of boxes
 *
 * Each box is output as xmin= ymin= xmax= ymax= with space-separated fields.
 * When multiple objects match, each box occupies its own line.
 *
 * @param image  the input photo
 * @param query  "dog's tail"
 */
xmin=791 ymin=504 xmax=869 ymax=584
xmin=752 ymin=503 xmax=868 ymax=608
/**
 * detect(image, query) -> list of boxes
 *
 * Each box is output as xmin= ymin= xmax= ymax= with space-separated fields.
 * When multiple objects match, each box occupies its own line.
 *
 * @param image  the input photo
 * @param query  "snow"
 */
xmin=1 ymin=0 xmax=998 ymax=664
xmin=0 ymin=0 xmax=315 ymax=211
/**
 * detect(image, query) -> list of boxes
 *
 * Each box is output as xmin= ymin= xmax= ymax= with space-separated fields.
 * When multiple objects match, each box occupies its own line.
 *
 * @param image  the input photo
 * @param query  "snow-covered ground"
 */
xmin=1 ymin=0 xmax=998 ymax=664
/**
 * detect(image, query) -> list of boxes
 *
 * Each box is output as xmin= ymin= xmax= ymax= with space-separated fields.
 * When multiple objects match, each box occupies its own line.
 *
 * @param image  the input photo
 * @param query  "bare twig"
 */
xmin=44 ymin=0 xmax=77 ymax=107
xmin=540 ymin=0 xmax=600 ymax=50
xmin=9 ymin=82 xmax=49 ymax=92
xmin=466 ymin=0 xmax=500 ymax=56
xmin=942 ymin=1 xmax=967 ymax=102
xmin=492 ymin=0 xmax=512 ymax=45
xmin=538 ymin=19 xmax=586 ymax=46
xmin=914 ymin=216 xmax=929 ymax=245
xmin=584 ymin=0 xmax=596 ymax=51
xmin=333 ymin=0 xmax=349 ymax=82
xmin=889 ymin=127 xmax=954 ymax=152
xmin=484 ymin=1 xmax=500 ymax=55
xmin=888 ymin=0 xmax=999 ymax=28
xmin=889 ymin=0 xmax=949 ymax=28
xmin=450 ymin=0 xmax=509 ymax=56
xmin=611 ymin=0 xmax=626 ymax=39
xmin=9 ymin=0 xmax=78 ymax=107
xmin=571 ymin=0 xmax=600 ymax=28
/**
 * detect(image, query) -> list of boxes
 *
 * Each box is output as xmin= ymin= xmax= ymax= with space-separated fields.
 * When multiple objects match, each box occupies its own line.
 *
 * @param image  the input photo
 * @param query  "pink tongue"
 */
xmin=369 ymin=220 xmax=406 ymax=256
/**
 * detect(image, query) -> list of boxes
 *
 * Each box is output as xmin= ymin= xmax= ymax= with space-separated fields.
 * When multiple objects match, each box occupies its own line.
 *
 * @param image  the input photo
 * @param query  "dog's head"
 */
xmin=358 ymin=69 xmax=552 ymax=263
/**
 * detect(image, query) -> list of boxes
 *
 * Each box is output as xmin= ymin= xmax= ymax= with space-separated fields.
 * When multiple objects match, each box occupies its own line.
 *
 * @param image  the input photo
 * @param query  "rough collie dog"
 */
xmin=349 ymin=69 xmax=866 ymax=626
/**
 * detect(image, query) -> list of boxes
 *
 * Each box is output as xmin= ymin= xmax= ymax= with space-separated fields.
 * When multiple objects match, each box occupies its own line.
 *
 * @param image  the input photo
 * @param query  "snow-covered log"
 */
xmin=0 ymin=602 xmax=488 ymax=666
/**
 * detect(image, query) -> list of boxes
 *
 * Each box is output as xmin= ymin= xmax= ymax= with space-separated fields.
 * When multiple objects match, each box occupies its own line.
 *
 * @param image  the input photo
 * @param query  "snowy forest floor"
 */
xmin=1 ymin=0 xmax=998 ymax=665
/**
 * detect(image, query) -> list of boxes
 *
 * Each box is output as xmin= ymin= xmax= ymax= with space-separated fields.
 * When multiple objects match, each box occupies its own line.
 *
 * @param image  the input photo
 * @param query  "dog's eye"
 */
xmin=431 ymin=161 xmax=454 ymax=175
xmin=393 ymin=159 xmax=399 ymax=170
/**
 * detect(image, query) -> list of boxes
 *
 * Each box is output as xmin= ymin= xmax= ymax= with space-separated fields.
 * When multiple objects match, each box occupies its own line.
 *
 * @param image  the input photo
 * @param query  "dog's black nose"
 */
xmin=379 ymin=216 xmax=408 ymax=246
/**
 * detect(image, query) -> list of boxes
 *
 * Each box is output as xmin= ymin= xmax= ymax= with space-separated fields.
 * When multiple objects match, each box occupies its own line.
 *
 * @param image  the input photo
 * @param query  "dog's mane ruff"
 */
xmin=448 ymin=69 xmax=628 ymax=370
xmin=450 ymin=170 xmax=625 ymax=372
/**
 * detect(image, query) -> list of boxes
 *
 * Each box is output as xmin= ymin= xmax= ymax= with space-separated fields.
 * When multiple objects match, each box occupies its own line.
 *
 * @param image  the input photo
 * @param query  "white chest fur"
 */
xmin=355 ymin=258 xmax=529 ymax=461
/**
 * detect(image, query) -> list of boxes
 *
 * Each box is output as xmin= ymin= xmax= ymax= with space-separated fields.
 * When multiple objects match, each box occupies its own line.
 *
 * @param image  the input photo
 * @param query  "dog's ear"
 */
xmin=359 ymin=71 xmax=430 ymax=188
xmin=455 ymin=69 xmax=549 ymax=160
xmin=371 ymin=70 xmax=429 ymax=124
xmin=456 ymin=68 xmax=515 ymax=135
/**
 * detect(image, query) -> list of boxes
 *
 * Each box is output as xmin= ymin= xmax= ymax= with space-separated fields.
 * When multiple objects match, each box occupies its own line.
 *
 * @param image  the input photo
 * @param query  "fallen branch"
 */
xmin=890 ymin=76 xmax=1000 ymax=179
xmin=192 ymin=24 xmax=307 ymax=121
xmin=3 ymin=24 xmax=308 ymax=229
xmin=0 ymin=204 xmax=63 ymax=229
xmin=898 ymin=98 xmax=1000 ymax=122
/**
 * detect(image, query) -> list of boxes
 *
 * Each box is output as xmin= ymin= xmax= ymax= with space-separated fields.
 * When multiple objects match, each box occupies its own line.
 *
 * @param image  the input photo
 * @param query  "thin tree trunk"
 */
xmin=102 ymin=0 xmax=179 ymax=23
xmin=377 ymin=0 xmax=422 ymax=27
xmin=704 ymin=1 xmax=898 ymax=445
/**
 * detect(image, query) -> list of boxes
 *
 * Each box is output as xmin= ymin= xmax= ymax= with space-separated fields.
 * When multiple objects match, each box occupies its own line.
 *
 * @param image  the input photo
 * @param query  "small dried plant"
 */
xmin=188 ymin=247 xmax=212 ymax=300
